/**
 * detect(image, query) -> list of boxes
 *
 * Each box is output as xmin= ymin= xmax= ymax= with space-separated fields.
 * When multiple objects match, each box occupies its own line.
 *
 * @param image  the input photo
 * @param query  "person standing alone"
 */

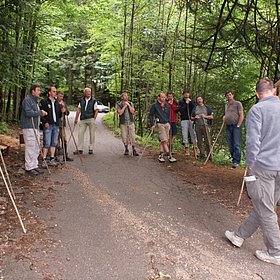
xmin=117 ymin=92 xmax=139 ymax=156
xmin=74 ymin=87 xmax=98 ymax=155
xmin=223 ymin=91 xmax=244 ymax=168
xmin=225 ymin=78 xmax=280 ymax=266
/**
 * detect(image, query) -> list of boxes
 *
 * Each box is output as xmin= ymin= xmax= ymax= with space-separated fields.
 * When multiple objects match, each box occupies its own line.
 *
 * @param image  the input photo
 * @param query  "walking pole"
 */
xmin=67 ymin=124 xmax=76 ymax=144
xmin=31 ymin=117 xmax=51 ymax=174
xmin=66 ymin=116 xmax=83 ymax=165
xmin=0 ymin=149 xmax=16 ymax=200
xmin=203 ymin=117 xmax=212 ymax=162
xmin=138 ymin=124 xmax=156 ymax=163
xmin=204 ymin=121 xmax=225 ymax=165
xmin=237 ymin=167 xmax=248 ymax=206
xmin=0 ymin=165 xmax=26 ymax=233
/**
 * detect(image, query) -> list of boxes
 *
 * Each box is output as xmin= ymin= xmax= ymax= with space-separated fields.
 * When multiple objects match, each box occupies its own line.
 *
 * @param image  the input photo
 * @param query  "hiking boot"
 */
xmin=34 ymin=168 xmax=44 ymax=174
xmin=65 ymin=156 xmax=73 ymax=161
xmin=255 ymin=250 xmax=280 ymax=266
xmin=124 ymin=149 xmax=129 ymax=156
xmin=158 ymin=154 xmax=165 ymax=162
xmin=168 ymin=155 xmax=177 ymax=163
xmin=73 ymin=150 xmax=83 ymax=155
xmin=41 ymin=159 xmax=49 ymax=169
xmin=89 ymin=150 xmax=93 ymax=155
xmin=133 ymin=149 xmax=139 ymax=156
xmin=49 ymin=158 xmax=58 ymax=167
xmin=231 ymin=163 xmax=239 ymax=169
xmin=25 ymin=169 xmax=38 ymax=176
xmin=225 ymin=230 xmax=244 ymax=248
xmin=185 ymin=147 xmax=190 ymax=156
xmin=199 ymin=154 xmax=205 ymax=161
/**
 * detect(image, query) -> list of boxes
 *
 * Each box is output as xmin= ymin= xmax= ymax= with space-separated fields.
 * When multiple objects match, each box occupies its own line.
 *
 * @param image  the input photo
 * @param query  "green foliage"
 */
xmin=0 ymin=122 xmax=9 ymax=134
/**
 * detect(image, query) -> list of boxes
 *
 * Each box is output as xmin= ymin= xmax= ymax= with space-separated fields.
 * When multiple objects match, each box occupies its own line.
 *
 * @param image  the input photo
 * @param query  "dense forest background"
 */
xmin=0 ymin=0 xmax=279 ymax=139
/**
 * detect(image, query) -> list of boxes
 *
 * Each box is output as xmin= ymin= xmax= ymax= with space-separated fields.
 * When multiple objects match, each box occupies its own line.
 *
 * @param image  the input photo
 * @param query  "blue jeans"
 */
xmin=43 ymin=124 xmax=60 ymax=148
xmin=226 ymin=125 xmax=241 ymax=164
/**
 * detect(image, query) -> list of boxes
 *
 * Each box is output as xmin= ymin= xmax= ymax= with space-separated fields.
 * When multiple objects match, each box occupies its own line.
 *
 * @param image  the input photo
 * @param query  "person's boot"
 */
xmin=132 ymin=146 xmax=139 ymax=156
xmin=193 ymin=146 xmax=198 ymax=159
xmin=124 ymin=144 xmax=129 ymax=156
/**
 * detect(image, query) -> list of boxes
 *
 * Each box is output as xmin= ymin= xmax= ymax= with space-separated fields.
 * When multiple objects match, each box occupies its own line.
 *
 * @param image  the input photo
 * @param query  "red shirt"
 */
xmin=166 ymin=99 xmax=180 ymax=123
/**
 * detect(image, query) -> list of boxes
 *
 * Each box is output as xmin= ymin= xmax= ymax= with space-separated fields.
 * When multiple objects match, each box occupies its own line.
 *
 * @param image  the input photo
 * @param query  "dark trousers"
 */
xmin=195 ymin=125 xmax=211 ymax=157
xmin=226 ymin=125 xmax=241 ymax=164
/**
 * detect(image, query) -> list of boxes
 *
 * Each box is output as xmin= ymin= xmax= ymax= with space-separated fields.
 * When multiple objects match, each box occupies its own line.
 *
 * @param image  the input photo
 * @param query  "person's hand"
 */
xmin=185 ymin=98 xmax=191 ymax=104
xmin=41 ymin=110 xmax=47 ymax=116
xmin=61 ymin=106 xmax=66 ymax=113
xmin=222 ymin=115 xmax=226 ymax=122
xmin=195 ymin=115 xmax=200 ymax=119
xmin=44 ymin=123 xmax=49 ymax=128
xmin=74 ymin=119 xmax=78 ymax=125
xmin=150 ymin=125 xmax=156 ymax=130
xmin=125 ymin=102 xmax=130 ymax=107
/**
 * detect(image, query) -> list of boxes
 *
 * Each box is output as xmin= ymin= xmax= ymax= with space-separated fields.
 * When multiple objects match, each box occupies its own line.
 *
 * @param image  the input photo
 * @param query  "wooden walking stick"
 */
xmin=66 ymin=116 xmax=83 ymax=165
xmin=67 ymin=123 xmax=76 ymax=144
xmin=237 ymin=167 xmax=248 ymax=206
xmin=0 ymin=165 xmax=27 ymax=233
xmin=0 ymin=149 xmax=16 ymax=200
xmin=204 ymin=121 xmax=225 ymax=165
xmin=202 ymin=117 xmax=212 ymax=161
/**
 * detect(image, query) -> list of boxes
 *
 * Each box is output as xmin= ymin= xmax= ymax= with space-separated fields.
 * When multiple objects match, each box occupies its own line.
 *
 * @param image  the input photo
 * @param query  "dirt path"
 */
xmin=1 ymin=113 xmax=279 ymax=279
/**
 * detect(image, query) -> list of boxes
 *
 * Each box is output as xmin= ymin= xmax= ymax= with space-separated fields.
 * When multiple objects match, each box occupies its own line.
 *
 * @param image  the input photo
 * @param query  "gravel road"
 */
xmin=2 ymin=113 xmax=279 ymax=280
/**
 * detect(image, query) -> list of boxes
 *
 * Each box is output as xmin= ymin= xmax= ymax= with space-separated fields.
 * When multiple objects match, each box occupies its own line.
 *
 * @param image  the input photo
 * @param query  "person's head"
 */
xmin=47 ymin=86 xmax=57 ymax=99
xmin=158 ymin=92 xmax=166 ymax=103
xmin=256 ymin=77 xmax=276 ymax=99
xmin=167 ymin=91 xmax=174 ymax=101
xmin=83 ymin=87 xmax=92 ymax=98
xmin=182 ymin=89 xmax=190 ymax=99
xmin=196 ymin=95 xmax=204 ymax=105
xmin=121 ymin=91 xmax=129 ymax=101
xmin=56 ymin=91 xmax=64 ymax=102
xmin=225 ymin=90 xmax=234 ymax=101
xmin=30 ymin=84 xmax=41 ymax=98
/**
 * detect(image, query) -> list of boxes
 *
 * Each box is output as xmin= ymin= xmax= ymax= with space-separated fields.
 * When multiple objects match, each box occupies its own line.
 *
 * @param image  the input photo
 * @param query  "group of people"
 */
xmin=125 ymin=89 xmax=242 ymax=167
xmin=20 ymin=77 xmax=280 ymax=266
xmin=20 ymin=85 xmax=99 ymax=176
xmin=117 ymin=78 xmax=280 ymax=266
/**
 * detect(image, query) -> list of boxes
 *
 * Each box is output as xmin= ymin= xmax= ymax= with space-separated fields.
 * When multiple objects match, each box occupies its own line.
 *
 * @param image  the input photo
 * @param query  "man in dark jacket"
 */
xmin=149 ymin=92 xmax=176 ymax=163
xmin=178 ymin=90 xmax=198 ymax=157
xmin=40 ymin=86 xmax=62 ymax=166
xmin=20 ymin=84 xmax=47 ymax=176
xmin=74 ymin=87 xmax=98 ymax=154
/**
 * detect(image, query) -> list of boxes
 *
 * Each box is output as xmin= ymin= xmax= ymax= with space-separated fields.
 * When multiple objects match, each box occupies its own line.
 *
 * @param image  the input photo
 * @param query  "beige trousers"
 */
xmin=78 ymin=118 xmax=96 ymax=151
xmin=120 ymin=123 xmax=136 ymax=145
xmin=23 ymin=128 xmax=40 ymax=171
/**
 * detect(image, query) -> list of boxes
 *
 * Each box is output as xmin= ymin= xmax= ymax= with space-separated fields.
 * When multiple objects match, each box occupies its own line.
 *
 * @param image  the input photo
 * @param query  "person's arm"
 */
xmin=245 ymin=107 xmax=261 ymax=168
xmin=24 ymin=98 xmax=43 ymax=118
xmin=93 ymin=101 xmax=98 ymax=119
xmin=127 ymin=102 xmax=135 ymax=114
xmin=237 ymin=103 xmax=244 ymax=127
xmin=117 ymin=103 xmax=126 ymax=115
xmin=74 ymin=106 xmax=81 ymax=125
xmin=202 ymin=105 xmax=214 ymax=120
xmin=40 ymin=100 xmax=49 ymax=127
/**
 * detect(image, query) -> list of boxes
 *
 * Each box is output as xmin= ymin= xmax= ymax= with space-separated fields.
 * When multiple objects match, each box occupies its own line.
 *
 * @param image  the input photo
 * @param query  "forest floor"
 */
xmin=0 ymin=117 xmax=280 ymax=279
